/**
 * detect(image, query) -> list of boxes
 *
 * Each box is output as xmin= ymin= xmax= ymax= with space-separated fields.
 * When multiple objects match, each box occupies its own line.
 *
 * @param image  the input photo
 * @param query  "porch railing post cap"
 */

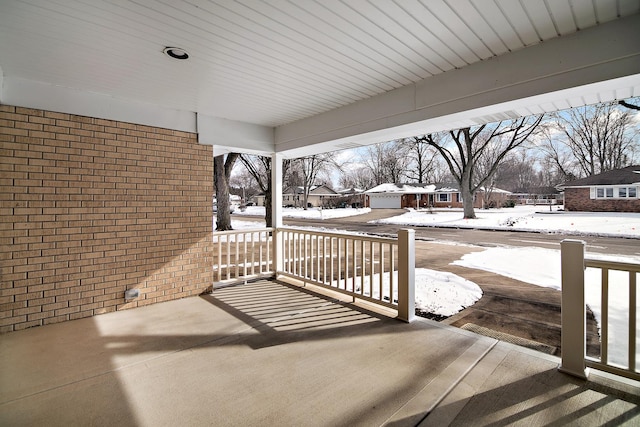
xmin=561 ymin=239 xmax=586 ymax=246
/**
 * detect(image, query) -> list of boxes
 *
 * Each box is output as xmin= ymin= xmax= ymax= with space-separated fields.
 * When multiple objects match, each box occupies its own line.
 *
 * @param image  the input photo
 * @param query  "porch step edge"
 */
xmin=382 ymin=337 xmax=498 ymax=426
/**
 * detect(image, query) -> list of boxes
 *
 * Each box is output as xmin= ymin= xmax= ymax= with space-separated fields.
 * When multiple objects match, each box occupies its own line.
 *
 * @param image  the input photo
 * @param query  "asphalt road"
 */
xmin=233 ymin=209 xmax=640 ymax=257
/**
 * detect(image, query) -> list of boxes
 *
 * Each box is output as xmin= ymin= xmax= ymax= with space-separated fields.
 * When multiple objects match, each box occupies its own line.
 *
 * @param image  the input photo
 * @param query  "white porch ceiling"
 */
xmin=1 ymin=0 xmax=639 ymax=156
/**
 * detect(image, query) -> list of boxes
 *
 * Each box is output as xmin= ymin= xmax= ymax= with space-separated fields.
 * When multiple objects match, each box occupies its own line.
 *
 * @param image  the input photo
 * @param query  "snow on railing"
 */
xmin=560 ymin=240 xmax=639 ymax=381
xmin=212 ymin=228 xmax=274 ymax=284
xmin=278 ymin=227 xmax=415 ymax=322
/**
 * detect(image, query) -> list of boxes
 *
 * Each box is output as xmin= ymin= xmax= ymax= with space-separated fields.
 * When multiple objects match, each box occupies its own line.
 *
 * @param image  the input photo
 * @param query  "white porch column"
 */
xmin=559 ymin=239 xmax=589 ymax=379
xmin=397 ymin=229 xmax=415 ymax=323
xmin=271 ymin=153 xmax=284 ymax=274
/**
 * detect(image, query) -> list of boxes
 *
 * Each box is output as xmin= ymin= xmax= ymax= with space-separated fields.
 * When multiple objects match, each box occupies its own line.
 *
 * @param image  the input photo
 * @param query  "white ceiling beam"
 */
xmin=197 ymin=114 xmax=274 ymax=155
xmin=1 ymin=77 xmax=196 ymax=133
xmin=275 ymin=13 xmax=640 ymax=154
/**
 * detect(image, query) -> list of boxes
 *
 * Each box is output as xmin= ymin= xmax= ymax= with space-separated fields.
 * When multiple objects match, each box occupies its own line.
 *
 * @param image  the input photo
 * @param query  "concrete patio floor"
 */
xmin=1 ymin=279 xmax=638 ymax=426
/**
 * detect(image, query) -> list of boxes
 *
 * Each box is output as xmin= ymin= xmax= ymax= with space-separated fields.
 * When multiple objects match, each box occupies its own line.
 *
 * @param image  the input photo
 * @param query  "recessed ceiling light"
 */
xmin=163 ymin=47 xmax=189 ymax=60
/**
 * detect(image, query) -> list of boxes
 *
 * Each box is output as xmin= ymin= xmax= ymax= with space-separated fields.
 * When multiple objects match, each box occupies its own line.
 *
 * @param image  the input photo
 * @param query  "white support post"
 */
xmin=559 ymin=239 xmax=589 ymax=379
xmin=397 ymin=229 xmax=415 ymax=323
xmin=271 ymin=153 xmax=283 ymax=275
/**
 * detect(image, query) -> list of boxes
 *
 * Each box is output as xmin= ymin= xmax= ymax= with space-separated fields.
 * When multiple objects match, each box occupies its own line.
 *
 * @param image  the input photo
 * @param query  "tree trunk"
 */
xmin=461 ymin=167 xmax=476 ymax=219
xmin=214 ymin=155 xmax=232 ymax=230
xmin=264 ymin=180 xmax=272 ymax=228
xmin=214 ymin=153 xmax=238 ymax=231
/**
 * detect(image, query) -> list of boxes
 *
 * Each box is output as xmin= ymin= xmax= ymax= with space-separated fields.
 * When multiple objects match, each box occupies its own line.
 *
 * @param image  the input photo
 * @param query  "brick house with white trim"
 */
xmin=559 ymin=165 xmax=640 ymax=212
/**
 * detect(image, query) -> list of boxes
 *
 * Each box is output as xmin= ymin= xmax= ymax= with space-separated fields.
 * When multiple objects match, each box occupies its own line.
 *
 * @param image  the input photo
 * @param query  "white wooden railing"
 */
xmin=212 ymin=227 xmax=416 ymax=322
xmin=212 ymin=228 xmax=275 ymax=283
xmin=560 ymin=239 xmax=639 ymax=381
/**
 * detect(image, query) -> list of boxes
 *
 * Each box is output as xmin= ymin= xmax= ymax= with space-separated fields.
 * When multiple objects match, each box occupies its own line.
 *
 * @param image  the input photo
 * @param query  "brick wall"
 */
xmin=565 ymin=187 xmax=640 ymax=212
xmin=1 ymin=105 xmax=214 ymax=332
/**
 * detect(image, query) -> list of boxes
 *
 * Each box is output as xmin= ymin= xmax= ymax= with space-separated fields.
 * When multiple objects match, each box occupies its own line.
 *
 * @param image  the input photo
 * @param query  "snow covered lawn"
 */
xmin=371 ymin=205 xmax=640 ymax=238
xmin=333 ymin=269 xmax=482 ymax=317
xmin=238 ymin=205 xmax=371 ymax=219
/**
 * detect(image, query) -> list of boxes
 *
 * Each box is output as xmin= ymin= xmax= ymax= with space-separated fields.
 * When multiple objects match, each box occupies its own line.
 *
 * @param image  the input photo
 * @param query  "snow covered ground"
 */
xmin=454 ymin=246 xmax=640 ymax=366
xmin=238 ymin=205 xmax=371 ymax=220
xmin=371 ymin=205 xmax=640 ymax=238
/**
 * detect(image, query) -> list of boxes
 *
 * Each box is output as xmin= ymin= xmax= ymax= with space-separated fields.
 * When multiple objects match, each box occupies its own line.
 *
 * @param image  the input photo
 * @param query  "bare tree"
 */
xmin=339 ymin=165 xmax=375 ymax=190
xmin=229 ymin=167 xmax=259 ymax=203
xmin=237 ymin=155 xmax=291 ymax=227
xmin=214 ymin=153 xmax=239 ymax=231
xmin=550 ymin=102 xmax=638 ymax=177
xmin=402 ymin=137 xmax=439 ymax=183
xmin=292 ymin=153 xmax=338 ymax=209
xmin=365 ymin=141 xmax=410 ymax=185
xmin=416 ymin=115 xmax=544 ymax=219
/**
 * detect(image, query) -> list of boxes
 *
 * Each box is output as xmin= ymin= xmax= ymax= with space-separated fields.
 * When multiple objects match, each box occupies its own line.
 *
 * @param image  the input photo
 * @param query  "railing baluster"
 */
xmin=243 ymin=232 xmax=248 ymax=278
xmin=337 ymin=238 xmax=342 ymax=289
xmin=369 ymin=240 xmax=374 ymax=299
xmin=298 ymin=232 xmax=303 ymax=276
xmin=235 ymin=237 xmax=239 ymax=279
xmin=390 ymin=243 xmax=395 ymax=303
xmin=225 ymin=237 xmax=231 ymax=280
xmin=316 ymin=235 xmax=320 ymax=282
xmin=250 ymin=232 xmax=255 ymax=276
xmin=216 ymin=236 xmax=222 ymax=282
xmin=305 ymin=233 xmax=309 ymax=279
xmin=629 ymin=271 xmax=636 ymax=372
xmin=601 ymin=268 xmax=609 ymax=365
xmin=360 ymin=240 xmax=365 ymax=296
xmin=345 ymin=238 xmax=350 ymax=290
xmin=352 ymin=239 xmax=357 ymax=295
xmin=379 ymin=242 xmax=384 ymax=301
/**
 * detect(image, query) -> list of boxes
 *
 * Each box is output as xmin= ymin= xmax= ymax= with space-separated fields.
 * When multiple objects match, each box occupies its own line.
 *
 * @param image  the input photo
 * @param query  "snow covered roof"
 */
xmin=365 ymin=183 xmax=511 ymax=194
xmin=283 ymin=184 xmax=338 ymax=195
xmin=365 ymin=183 xmax=436 ymax=194
xmin=337 ymin=187 xmax=365 ymax=194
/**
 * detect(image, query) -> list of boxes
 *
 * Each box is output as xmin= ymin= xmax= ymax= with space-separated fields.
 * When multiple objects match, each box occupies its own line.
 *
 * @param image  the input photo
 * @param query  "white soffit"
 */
xmin=0 ymin=1 xmax=639 ymax=156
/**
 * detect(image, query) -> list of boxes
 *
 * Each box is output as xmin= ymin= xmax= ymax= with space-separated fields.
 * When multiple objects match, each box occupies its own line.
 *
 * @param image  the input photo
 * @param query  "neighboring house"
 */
xmin=255 ymin=184 xmax=340 ymax=208
xmin=335 ymin=187 xmax=367 ymax=208
xmin=558 ymin=165 xmax=640 ymax=212
xmin=283 ymin=184 xmax=339 ymax=208
xmin=365 ymin=183 xmax=436 ymax=209
xmin=365 ymin=183 xmax=511 ymax=209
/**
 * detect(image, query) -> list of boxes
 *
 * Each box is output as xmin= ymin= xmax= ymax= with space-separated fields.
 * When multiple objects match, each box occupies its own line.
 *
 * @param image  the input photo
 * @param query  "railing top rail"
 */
xmin=585 ymin=258 xmax=640 ymax=272
xmin=278 ymin=226 xmax=397 ymax=244
xmin=213 ymin=227 xmax=275 ymax=236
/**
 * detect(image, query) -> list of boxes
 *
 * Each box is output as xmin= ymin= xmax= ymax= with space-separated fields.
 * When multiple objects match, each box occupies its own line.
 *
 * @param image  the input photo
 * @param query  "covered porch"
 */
xmin=2 ymin=278 xmax=638 ymax=426
xmin=2 ymin=1 xmax=640 ymax=425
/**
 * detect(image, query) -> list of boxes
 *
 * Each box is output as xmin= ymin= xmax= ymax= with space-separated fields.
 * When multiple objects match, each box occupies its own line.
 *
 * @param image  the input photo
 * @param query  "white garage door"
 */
xmin=369 ymin=194 xmax=401 ymax=209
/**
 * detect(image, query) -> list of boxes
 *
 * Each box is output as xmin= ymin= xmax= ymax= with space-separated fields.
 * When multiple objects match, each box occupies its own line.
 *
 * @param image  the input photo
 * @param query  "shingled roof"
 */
xmin=559 ymin=165 xmax=640 ymax=188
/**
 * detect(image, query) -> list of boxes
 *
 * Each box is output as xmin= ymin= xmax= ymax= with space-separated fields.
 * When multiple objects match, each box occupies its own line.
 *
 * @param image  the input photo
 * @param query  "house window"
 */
xmin=595 ymin=187 xmax=613 ymax=198
xmin=437 ymin=193 xmax=450 ymax=202
xmin=618 ymin=187 xmax=637 ymax=198
xmin=595 ymin=186 xmax=638 ymax=199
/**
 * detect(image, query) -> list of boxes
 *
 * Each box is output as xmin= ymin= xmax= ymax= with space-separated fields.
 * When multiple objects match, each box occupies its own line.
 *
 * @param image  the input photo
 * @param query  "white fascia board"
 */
xmin=197 ymin=113 xmax=274 ymax=155
xmin=2 ymin=77 xmax=196 ymax=132
xmin=276 ymin=14 xmax=640 ymax=154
